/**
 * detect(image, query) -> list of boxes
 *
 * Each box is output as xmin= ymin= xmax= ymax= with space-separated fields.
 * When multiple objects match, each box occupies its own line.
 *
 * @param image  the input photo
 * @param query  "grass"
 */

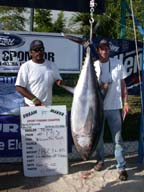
xmin=122 ymin=95 xmax=141 ymax=141
xmin=52 ymin=74 xmax=78 ymax=110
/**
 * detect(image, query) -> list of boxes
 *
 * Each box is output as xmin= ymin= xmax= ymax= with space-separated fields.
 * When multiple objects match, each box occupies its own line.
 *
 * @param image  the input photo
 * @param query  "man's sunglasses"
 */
xmin=32 ymin=47 xmax=44 ymax=52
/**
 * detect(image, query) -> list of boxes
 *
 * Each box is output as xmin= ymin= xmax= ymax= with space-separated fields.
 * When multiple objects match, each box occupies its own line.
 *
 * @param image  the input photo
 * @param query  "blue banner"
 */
xmin=0 ymin=76 xmax=24 ymax=115
xmin=0 ymin=115 xmax=22 ymax=157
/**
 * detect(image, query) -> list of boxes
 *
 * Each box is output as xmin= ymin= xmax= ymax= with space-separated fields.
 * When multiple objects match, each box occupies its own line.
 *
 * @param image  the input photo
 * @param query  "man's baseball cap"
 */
xmin=97 ymin=39 xmax=109 ymax=48
xmin=30 ymin=40 xmax=44 ymax=50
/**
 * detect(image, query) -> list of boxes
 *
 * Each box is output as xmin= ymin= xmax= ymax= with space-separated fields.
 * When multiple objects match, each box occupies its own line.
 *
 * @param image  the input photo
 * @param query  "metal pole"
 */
xmin=120 ymin=0 xmax=126 ymax=38
xmin=138 ymin=36 xmax=144 ymax=163
xmin=137 ymin=0 xmax=144 ymax=164
xmin=29 ymin=8 xmax=34 ymax=31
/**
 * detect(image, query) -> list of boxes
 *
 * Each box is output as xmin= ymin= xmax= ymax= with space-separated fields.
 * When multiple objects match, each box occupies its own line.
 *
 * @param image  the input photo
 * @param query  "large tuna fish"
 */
xmin=71 ymin=47 xmax=104 ymax=160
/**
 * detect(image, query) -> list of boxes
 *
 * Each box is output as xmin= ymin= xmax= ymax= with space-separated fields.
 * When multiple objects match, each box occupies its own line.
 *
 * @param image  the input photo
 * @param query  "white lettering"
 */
xmin=0 ymin=141 xmax=5 ymax=150
xmin=0 ymin=124 xmax=18 ymax=133
xmin=116 ymin=50 xmax=142 ymax=77
xmin=0 ymin=37 xmax=15 ymax=46
xmin=124 ymin=56 xmax=133 ymax=76
xmin=0 ymin=124 xmax=2 ymax=132
xmin=109 ymin=42 xmax=119 ymax=52
xmin=8 ymin=139 xmax=22 ymax=150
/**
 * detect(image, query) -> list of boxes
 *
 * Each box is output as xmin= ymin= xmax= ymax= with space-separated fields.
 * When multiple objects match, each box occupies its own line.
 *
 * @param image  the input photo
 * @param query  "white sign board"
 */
xmin=0 ymin=31 xmax=83 ymax=73
xmin=20 ymin=105 xmax=68 ymax=177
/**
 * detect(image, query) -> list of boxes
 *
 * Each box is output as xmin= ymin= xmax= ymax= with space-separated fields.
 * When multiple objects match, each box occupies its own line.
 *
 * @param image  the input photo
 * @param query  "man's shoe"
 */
xmin=119 ymin=170 xmax=128 ymax=181
xmin=94 ymin=162 xmax=104 ymax=171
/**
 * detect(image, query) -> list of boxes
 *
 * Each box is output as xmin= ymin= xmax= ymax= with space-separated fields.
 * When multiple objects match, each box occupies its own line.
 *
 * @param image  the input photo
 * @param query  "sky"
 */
xmin=52 ymin=10 xmax=74 ymax=21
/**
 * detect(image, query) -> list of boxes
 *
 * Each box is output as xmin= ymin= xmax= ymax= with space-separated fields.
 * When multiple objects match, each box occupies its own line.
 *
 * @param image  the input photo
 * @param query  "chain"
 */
xmin=89 ymin=0 xmax=97 ymax=42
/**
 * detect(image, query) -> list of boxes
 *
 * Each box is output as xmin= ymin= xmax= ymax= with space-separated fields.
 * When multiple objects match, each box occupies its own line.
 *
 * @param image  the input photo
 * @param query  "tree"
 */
xmin=34 ymin=9 xmax=53 ymax=32
xmin=52 ymin=11 xmax=66 ymax=33
xmin=0 ymin=6 xmax=26 ymax=31
xmin=34 ymin=9 xmax=69 ymax=33
xmin=70 ymin=13 xmax=91 ymax=35
xmin=68 ymin=0 xmax=143 ymax=40
xmin=124 ymin=0 xmax=143 ymax=40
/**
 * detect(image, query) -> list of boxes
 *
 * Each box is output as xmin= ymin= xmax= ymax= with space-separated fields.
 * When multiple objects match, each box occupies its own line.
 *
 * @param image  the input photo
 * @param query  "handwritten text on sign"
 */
xmin=20 ymin=106 xmax=68 ymax=177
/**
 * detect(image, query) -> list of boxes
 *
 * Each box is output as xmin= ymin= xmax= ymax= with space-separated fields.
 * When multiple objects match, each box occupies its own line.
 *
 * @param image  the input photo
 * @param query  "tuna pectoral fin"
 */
xmin=61 ymin=85 xmax=75 ymax=94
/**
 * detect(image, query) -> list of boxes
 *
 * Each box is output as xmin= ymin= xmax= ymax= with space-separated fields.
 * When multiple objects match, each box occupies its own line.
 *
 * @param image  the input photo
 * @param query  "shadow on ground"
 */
xmin=0 ymin=162 xmax=61 ymax=190
xmin=0 ymin=154 xmax=143 ymax=191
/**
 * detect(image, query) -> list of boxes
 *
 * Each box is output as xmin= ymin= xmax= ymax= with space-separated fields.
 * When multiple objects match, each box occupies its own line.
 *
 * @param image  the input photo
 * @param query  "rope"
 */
xmin=130 ymin=1 xmax=141 ymax=73
xmin=130 ymin=0 xmax=144 ymax=149
xmin=104 ymin=13 xmax=137 ymax=35
xmin=130 ymin=0 xmax=144 ymax=115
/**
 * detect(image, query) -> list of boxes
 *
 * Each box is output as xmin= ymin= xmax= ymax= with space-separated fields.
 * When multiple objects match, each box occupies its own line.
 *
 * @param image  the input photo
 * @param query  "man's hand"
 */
xmin=33 ymin=98 xmax=45 ymax=106
xmin=56 ymin=80 xmax=63 ymax=86
xmin=122 ymin=102 xmax=130 ymax=120
xmin=100 ymin=82 xmax=109 ymax=92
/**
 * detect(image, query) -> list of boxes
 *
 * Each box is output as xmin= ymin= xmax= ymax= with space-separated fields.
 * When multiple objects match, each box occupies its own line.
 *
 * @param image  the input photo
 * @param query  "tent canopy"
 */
xmin=0 ymin=0 xmax=105 ymax=13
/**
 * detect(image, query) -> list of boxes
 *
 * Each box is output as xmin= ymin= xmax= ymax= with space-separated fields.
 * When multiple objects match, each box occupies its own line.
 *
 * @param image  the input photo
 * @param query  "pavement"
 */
xmin=0 ymin=154 xmax=144 ymax=192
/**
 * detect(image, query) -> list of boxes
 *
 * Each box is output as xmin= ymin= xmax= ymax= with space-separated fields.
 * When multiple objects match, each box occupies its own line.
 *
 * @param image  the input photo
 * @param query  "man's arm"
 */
xmin=121 ymin=79 xmax=129 ymax=117
xmin=16 ymin=86 xmax=35 ymax=100
xmin=121 ymin=79 xmax=128 ymax=104
xmin=16 ymin=86 xmax=44 ymax=106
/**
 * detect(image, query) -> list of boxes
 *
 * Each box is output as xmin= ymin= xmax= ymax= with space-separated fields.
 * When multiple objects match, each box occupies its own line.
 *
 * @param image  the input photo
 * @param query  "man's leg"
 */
xmin=105 ymin=110 xmax=128 ymax=180
xmin=94 ymin=122 xmax=105 ymax=171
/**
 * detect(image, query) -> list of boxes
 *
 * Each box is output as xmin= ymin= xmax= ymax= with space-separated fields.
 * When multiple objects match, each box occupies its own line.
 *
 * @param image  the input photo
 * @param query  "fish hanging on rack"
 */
xmin=70 ymin=48 xmax=104 ymax=160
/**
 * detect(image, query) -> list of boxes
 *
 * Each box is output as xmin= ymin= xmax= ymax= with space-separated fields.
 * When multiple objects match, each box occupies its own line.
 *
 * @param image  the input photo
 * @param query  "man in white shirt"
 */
xmin=15 ymin=40 xmax=63 ymax=106
xmin=94 ymin=39 xmax=129 ymax=181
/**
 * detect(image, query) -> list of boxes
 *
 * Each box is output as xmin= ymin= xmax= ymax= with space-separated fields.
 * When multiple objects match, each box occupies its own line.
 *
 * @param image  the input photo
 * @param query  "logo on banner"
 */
xmin=0 ymin=33 xmax=25 ymax=49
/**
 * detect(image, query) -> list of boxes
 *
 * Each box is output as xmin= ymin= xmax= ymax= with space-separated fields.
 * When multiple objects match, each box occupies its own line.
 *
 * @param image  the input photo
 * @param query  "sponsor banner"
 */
xmin=0 ymin=115 xmax=22 ymax=157
xmin=20 ymin=106 xmax=68 ymax=176
xmin=0 ymin=31 xmax=82 ymax=73
xmin=111 ymin=39 xmax=142 ymax=95
xmin=92 ymin=37 xmax=143 ymax=95
xmin=0 ymin=76 xmax=24 ymax=115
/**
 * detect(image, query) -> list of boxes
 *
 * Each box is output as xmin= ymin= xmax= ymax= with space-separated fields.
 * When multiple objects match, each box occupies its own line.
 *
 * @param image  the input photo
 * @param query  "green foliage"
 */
xmin=0 ymin=1 xmax=143 ymax=38
xmin=69 ymin=0 xmax=144 ymax=40
xmin=34 ymin=9 xmax=53 ymax=32
xmin=0 ymin=6 xmax=26 ymax=31
xmin=34 ymin=9 xmax=68 ymax=33
xmin=52 ymin=11 xmax=66 ymax=33
xmin=53 ymin=74 xmax=79 ymax=110
xmin=69 ymin=13 xmax=90 ymax=35
xmin=68 ymin=1 xmax=121 ymax=38
xmin=124 ymin=0 xmax=144 ymax=40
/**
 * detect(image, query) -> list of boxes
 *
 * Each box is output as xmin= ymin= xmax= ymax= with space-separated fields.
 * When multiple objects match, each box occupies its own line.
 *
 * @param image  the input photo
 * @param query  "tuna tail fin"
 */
xmin=61 ymin=33 xmax=84 ymax=45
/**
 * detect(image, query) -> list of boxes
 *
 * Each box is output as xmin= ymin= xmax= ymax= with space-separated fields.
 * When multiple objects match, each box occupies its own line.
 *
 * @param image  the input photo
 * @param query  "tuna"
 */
xmin=71 ymin=47 xmax=104 ymax=160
